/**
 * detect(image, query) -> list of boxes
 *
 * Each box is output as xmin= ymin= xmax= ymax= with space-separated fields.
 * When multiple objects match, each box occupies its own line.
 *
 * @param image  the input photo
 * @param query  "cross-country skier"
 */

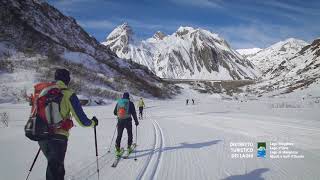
xmin=138 ymin=97 xmax=145 ymax=119
xmin=114 ymin=92 xmax=139 ymax=157
xmin=38 ymin=69 xmax=98 ymax=180
xmin=186 ymin=99 xmax=189 ymax=105
xmin=192 ymin=99 xmax=195 ymax=105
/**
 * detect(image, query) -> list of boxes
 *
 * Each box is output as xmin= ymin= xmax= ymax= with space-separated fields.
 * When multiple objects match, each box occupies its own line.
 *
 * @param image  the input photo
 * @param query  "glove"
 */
xmin=92 ymin=116 xmax=98 ymax=126
xmin=135 ymin=121 xmax=139 ymax=126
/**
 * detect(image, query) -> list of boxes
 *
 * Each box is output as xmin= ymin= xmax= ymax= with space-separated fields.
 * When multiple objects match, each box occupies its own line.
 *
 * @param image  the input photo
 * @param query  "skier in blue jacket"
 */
xmin=113 ymin=92 xmax=139 ymax=157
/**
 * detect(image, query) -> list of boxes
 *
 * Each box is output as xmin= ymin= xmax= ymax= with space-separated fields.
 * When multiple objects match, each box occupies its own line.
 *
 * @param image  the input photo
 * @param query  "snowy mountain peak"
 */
xmin=106 ymin=22 xmax=133 ymax=42
xmin=102 ymin=23 xmax=135 ymax=56
xmin=271 ymin=38 xmax=308 ymax=52
xmin=175 ymin=26 xmax=216 ymax=36
xmin=174 ymin=26 xmax=224 ymax=45
xmin=153 ymin=31 xmax=166 ymax=40
xmin=175 ymin=26 xmax=195 ymax=37
xmin=177 ymin=26 xmax=195 ymax=32
xmin=236 ymin=48 xmax=262 ymax=56
xmin=284 ymin=37 xmax=306 ymax=43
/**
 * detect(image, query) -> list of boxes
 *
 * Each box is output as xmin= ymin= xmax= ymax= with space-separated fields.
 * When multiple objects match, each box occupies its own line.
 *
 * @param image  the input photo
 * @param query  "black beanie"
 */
xmin=123 ymin=92 xmax=130 ymax=99
xmin=55 ymin=68 xmax=70 ymax=85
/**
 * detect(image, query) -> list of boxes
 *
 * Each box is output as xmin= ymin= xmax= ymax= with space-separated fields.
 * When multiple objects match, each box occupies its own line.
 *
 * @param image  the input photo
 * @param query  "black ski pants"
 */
xmin=115 ymin=119 xmax=133 ymax=149
xmin=38 ymin=136 xmax=68 ymax=180
xmin=139 ymin=107 xmax=143 ymax=117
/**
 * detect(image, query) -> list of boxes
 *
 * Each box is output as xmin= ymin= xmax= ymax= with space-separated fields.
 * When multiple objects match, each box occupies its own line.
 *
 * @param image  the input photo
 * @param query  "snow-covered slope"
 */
xmin=247 ymin=38 xmax=308 ymax=74
xmin=151 ymin=27 xmax=258 ymax=80
xmin=103 ymin=24 xmax=259 ymax=80
xmin=0 ymin=0 xmax=178 ymax=103
xmin=236 ymin=48 xmax=262 ymax=57
xmin=249 ymin=38 xmax=320 ymax=96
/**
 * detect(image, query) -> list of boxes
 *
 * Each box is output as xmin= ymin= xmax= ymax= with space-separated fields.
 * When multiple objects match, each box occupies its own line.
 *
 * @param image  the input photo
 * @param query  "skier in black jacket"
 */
xmin=113 ymin=92 xmax=139 ymax=156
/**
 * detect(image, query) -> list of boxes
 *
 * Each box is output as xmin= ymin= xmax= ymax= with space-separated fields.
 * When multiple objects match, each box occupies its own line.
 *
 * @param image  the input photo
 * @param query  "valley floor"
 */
xmin=0 ymin=89 xmax=320 ymax=180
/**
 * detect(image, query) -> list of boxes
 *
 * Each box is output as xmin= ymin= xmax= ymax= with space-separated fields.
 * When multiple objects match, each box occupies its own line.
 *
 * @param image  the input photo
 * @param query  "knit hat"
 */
xmin=54 ymin=68 xmax=70 ymax=85
xmin=123 ymin=92 xmax=130 ymax=99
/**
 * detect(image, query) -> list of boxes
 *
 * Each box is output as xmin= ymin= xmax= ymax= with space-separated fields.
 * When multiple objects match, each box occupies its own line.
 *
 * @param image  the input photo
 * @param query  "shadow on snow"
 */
xmin=133 ymin=139 xmax=222 ymax=159
xmin=222 ymin=168 xmax=269 ymax=180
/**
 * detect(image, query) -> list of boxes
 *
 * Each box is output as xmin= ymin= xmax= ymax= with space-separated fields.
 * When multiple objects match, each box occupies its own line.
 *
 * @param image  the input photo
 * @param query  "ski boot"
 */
xmin=128 ymin=146 xmax=134 ymax=154
xmin=115 ymin=147 xmax=122 ymax=158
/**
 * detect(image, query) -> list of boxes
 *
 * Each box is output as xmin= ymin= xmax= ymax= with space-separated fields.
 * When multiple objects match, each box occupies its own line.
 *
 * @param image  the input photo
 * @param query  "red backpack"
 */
xmin=117 ymin=98 xmax=130 ymax=120
xmin=25 ymin=82 xmax=65 ymax=141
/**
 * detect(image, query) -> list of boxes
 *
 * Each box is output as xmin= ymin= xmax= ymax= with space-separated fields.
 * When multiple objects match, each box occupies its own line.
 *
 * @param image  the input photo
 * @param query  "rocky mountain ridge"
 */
xmin=103 ymin=23 xmax=259 ymax=80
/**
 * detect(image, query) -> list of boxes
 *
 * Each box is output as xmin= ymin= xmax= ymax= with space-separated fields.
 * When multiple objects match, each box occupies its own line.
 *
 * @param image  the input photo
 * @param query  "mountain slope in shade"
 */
xmin=247 ymin=38 xmax=309 ymax=75
xmin=0 ymin=0 xmax=178 ymax=103
xmin=103 ymin=24 xmax=259 ymax=80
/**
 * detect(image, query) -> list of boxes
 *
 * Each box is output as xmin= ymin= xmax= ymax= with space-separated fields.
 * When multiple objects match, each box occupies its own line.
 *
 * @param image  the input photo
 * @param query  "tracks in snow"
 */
xmin=136 ymin=120 xmax=164 ymax=180
xmin=67 ymin=119 xmax=165 ymax=180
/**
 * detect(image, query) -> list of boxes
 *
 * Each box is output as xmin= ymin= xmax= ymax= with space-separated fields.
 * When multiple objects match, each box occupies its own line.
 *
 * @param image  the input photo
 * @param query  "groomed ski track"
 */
xmin=136 ymin=120 xmax=164 ymax=180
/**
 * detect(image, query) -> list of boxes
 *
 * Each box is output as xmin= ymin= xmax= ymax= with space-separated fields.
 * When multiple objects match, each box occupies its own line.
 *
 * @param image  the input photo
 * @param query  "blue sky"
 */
xmin=48 ymin=0 xmax=319 ymax=49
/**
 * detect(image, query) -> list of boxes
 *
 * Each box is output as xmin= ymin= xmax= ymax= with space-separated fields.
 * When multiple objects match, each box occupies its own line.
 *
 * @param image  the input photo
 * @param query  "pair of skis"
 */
xmin=111 ymin=143 xmax=137 ymax=168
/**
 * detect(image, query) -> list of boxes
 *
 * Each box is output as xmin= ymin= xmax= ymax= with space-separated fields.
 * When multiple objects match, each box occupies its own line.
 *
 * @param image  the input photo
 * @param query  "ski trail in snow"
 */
xmin=150 ymin=120 xmax=164 ymax=180
xmin=66 ymin=136 xmax=129 ymax=180
xmin=136 ymin=121 xmax=157 ymax=180
xmin=136 ymin=120 xmax=164 ymax=180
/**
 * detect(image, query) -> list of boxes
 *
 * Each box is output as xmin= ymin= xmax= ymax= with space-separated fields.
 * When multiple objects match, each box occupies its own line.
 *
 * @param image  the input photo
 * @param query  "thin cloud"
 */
xmin=212 ymin=22 xmax=313 ymax=49
xmin=170 ymin=0 xmax=222 ymax=8
xmin=216 ymin=25 xmax=279 ymax=49
xmin=260 ymin=0 xmax=320 ymax=16
xmin=52 ymin=0 xmax=88 ymax=6
xmin=216 ymin=1 xmax=315 ymax=24
xmin=78 ymin=20 xmax=116 ymax=29
xmin=49 ymin=0 xmax=121 ymax=14
xmin=121 ymin=18 xmax=165 ymax=30
xmin=112 ymin=18 xmax=181 ymax=34
xmin=49 ymin=0 xmax=89 ymax=13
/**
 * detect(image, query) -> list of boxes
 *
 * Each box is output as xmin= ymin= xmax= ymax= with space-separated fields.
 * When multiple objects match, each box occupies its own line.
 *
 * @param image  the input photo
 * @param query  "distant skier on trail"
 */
xmin=138 ymin=97 xmax=145 ymax=119
xmin=114 ymin=92 xmax=139 ymax=157
xmin=28 ymin=69 xmax=99 ymax=180
xmin=192 ymin=99 xmax=195 ymax=105
xmin=186 ymin=99 xmax=189 ymax=105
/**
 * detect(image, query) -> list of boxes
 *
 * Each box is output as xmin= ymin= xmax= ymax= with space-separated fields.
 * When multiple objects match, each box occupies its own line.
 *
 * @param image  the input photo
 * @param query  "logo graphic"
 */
xmin=257 ymin=142 xmax=266 ymax=158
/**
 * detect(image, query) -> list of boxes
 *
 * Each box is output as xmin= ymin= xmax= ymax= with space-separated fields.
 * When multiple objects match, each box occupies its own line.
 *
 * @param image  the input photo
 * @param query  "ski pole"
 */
xmin=26 ymin=148 xmax=41 ymax=180
xmin=107 ymin=124 xmax=117 ymax=153
xmin=94 ymin=125 xmax=100 ymax=180
xmin=134 ymin=125 xmax=138 ymax=161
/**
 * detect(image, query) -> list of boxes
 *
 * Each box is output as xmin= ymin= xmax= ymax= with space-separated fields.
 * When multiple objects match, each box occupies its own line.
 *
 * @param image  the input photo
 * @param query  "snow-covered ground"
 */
xmin=0 ymin=86 xmax=320 ymax=180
